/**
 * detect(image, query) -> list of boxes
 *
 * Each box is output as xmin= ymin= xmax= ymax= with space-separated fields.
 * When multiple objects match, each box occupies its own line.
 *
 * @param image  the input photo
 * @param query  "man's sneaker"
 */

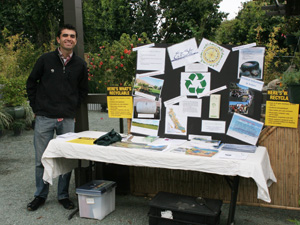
xmin=27 ymin=197 xmax=46 ymax=211
xmin=58 ymin=198 xmax=75 ymax=210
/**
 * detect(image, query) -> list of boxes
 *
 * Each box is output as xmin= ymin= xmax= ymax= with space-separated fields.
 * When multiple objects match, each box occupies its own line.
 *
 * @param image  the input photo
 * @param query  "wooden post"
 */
xmin=63 ymin=0 xmax=88 ymax=132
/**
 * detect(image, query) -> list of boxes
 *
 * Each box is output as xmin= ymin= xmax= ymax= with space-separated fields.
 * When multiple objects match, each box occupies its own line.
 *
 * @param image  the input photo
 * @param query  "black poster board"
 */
xmin=134 ymin=43 xmax=262 ymax=145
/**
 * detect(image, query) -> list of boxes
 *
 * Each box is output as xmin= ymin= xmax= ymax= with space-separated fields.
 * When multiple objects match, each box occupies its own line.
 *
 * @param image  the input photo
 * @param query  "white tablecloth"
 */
xmin=42 ymin=131 xmax=276 ymax=203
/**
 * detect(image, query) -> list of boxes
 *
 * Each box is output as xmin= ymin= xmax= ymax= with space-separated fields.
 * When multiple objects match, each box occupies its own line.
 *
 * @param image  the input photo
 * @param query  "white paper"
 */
xmin=153 ymin=138 xmax=187 ymax=146
xmin=232 ymin=43 xmax=256 ymax=52
xmin=167 ymin=38 xmax=200 ymax=69
xmin=137 ymin=47 xmax=166 ymax=71
xmin=164 ymin=95 xmax=187 ymax=107
xmin=239 ymin=76 xmax=264 ymax=91
xmin=199 ymin=38 xmax=230 ymax=72
xmin=185 ymin=63 xmax=208 ymax=72
xmin=201 ymin=120 xmax=226 ymax=133
xmin=136 ymin=70 xmax=164 ymax=78
xmin=179 ymin=99 xmax=202 ymax=118
xmin=215 ymin=151 xmax=249 ymax=160
xmin=132 ymin=43 xmax=155 ymax=51
xmin=197 ymin=85 xmax=227 ymax=99
xmin=181 ymin=72 xmax=211 ymax=96
xmin=56 ymin=132 xmax=79 ymax=141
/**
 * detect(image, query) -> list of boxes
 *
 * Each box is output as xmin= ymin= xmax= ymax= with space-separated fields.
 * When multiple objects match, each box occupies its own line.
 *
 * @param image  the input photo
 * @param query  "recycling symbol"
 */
xmin=185 ymin=73 xmax=207 ymax=94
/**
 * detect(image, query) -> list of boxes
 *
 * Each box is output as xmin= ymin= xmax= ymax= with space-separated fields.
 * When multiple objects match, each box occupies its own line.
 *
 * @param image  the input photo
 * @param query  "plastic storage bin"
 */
xmin=148 ymin=192 xmax=222 ymax=225
xmin=76 ymin=180 xmax=116 ymax=220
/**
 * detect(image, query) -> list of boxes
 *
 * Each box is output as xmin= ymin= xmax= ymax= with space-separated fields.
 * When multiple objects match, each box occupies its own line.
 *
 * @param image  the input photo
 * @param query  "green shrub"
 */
xmin=87 ymin=33 xmax=151 ymax=93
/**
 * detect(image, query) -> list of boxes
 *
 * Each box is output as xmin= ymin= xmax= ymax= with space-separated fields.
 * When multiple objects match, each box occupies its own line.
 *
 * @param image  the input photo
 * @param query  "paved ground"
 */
xmin=0 ymin=111 xmax=300 ymax=225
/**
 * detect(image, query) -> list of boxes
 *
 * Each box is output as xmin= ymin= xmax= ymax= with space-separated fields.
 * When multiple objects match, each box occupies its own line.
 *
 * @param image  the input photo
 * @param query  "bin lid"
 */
xmin=76 ymin=180 xmax=116 ymax=196
xmin=149 ymin=192 xmax=222 ymax=216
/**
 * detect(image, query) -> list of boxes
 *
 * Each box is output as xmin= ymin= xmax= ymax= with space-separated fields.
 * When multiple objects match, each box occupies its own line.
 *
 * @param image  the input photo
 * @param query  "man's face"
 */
xmin=56 ymin=29 xmax=77 ymax=51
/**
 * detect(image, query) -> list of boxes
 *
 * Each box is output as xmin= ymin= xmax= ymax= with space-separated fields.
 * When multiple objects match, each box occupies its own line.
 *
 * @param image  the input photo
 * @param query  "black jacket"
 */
xmin=26 ymin=49 xmax=89 ymax=118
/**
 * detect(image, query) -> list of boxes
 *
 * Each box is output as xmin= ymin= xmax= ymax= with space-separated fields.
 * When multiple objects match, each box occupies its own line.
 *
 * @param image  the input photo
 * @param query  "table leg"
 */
xmin=69 ymin=160 xmax=82 ymax=220
xmin=226 ymin=176 xmax=240 ymax=225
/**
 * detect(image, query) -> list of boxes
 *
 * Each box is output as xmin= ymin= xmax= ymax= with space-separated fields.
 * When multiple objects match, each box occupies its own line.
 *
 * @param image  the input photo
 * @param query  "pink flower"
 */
xmin=110 ymin=56 xmax=114 ymax=59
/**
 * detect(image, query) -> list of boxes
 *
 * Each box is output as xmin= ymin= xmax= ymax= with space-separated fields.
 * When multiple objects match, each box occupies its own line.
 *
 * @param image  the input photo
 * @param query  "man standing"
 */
xmin=26 ymin=24 xmax=88 ymax=211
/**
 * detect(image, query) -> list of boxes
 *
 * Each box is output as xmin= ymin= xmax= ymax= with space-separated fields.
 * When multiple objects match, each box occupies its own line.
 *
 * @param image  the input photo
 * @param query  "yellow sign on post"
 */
xmin=107 ymin=86 xmax=133 ymax=118
xmin=265 ymin=90 xmax=299 ymax=128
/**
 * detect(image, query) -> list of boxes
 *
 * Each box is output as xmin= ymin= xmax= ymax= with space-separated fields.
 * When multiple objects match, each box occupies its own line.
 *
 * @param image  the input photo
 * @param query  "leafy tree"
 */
xmin=129 ymin=0 xmax=160 ymax=42
xmin=0 ymin=0 xmax=63 ymax=47
xmin=83 ymin=0 xmax=134 ymax=52
xmin=215 ymin=1 xmax=284 ymax=45
xmin=157 ymin=0 xmax=226 ymax=43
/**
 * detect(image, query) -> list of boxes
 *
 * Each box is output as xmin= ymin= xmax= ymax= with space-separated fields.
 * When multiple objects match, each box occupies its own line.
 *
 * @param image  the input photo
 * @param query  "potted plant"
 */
xmin=11 ymin=119 xmax=26 ymax=136
xmin=0 ymin=104 xmax=13 ymax=135
xmin=279 ymin=69 xmax=300 ymax=104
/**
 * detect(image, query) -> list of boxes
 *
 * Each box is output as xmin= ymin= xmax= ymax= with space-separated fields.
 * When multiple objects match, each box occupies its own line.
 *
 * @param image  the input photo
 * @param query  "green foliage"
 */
xmin=0 ymin=30 xmax=42 ymax=79
xmin=83 ymin=0 xmax=135 ymax=51
xmin=11 ymin=119 xmax=26 ymax=130
xmin=87 ymin=33 xmax=151 ymax=93
xmin=158 ymin=0 xmax=226 ymax=43
xmin=261 ymin=26 xmax=289 ymax=84
xmin=278 ymin=69 xmax=300 ymax=90
xmin=0 ymin=31 xmax=42 ymax=106
xmin=288 ymin=219 xmax=300 ymax=225
xmin=215 ymin=1 xmax=284 ymax=45
xmin=0 ymin=76 xmax=27 ymax=106
xmin=0 ymin=0 xmax=63 ymax=47
xmin=0 ymin=104 xmax=13 ymax=129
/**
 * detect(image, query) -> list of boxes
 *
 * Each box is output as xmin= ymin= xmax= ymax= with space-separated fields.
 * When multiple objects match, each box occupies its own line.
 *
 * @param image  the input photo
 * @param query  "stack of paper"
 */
xmin=221 ymin=143 xmax=257 ymax=153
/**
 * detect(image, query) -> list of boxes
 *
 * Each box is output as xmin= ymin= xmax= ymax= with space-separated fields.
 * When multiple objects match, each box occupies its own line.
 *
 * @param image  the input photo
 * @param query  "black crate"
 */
xmin=148 ymin=192 xmax=222 ymax=225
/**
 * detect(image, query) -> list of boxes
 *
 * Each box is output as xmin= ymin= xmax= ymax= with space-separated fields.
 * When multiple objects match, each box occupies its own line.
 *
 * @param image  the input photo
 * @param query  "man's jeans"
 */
xmin=34 ymin=116 xmax=74 ymax=200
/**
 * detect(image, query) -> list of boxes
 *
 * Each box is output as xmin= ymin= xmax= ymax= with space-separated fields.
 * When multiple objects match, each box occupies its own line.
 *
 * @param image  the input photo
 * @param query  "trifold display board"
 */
xmin=132 ymin=41 xmax=263 ymax=145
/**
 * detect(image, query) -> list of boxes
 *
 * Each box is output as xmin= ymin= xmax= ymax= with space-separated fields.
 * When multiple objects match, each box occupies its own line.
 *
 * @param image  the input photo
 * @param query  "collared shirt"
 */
xmin=58 ymin=47 xmax=73 ymax=65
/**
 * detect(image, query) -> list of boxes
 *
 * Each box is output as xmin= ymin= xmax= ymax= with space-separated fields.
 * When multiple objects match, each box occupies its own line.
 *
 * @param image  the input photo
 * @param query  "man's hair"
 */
xmin=56 ymin=24 xmax=77 ymax=38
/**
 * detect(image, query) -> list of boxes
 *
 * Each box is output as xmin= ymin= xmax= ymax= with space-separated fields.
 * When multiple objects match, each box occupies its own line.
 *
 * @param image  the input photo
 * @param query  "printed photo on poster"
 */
xmin=238 ymin=47 xmax=265 ymax=80
xmin=133 ymin=76 xmax=164 ymax=101
xmin=165 ymin=105 xmax=187 ymax=136
xmin=227 ymin=113 xmax=264 ymax=145
xmin=133 ymin=96 xmax=161 ymax=119
xmin=130 ymin=118 xmax=159 ymax=136
xmin=228 ymin=83 xmax=254 ymax=115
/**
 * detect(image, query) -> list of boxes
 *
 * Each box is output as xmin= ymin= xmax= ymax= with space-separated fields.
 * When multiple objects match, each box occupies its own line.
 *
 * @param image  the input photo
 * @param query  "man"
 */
xmin=26 ymin=24 xmax=88 ymax=211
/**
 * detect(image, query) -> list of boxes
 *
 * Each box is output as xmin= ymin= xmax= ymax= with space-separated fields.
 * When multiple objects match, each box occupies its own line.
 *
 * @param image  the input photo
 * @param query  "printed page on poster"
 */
xmin=226 ymin=113 xmax=264 ymax=145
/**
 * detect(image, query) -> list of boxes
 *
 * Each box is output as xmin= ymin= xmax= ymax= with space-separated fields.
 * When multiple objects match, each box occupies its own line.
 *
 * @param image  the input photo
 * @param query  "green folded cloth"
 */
xmin=93 ymin=129 xmax=122 ymax=146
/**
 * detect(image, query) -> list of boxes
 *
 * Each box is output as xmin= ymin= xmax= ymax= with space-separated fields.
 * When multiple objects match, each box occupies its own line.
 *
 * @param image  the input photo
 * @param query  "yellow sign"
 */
xmin=107 ymin=86 xmax=133 ymax=118
xmin=265 ymin=90 xmax=299 ymax=128
xmin=67 ymin=137 xmax=96 ymax=145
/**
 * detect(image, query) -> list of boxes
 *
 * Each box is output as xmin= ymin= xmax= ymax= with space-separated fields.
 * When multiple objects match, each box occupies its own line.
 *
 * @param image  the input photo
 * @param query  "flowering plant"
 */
xmin=87 ymin=33 xmax=151 ymax=93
